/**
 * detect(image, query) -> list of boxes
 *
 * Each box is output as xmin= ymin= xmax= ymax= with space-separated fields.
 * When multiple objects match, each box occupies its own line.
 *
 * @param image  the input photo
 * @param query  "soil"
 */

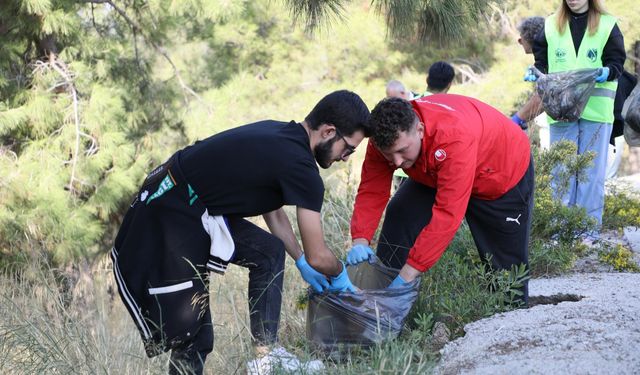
xmin=433 ymin=227 xmax=640 ymax=375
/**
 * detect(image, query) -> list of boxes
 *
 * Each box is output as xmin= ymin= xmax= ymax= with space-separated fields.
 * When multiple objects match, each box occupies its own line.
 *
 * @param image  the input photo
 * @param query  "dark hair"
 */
xmin=305 ymin=90 xmax=372 ymax=137
xmin=368 ymin=98 xmax=417 ymax=150
xmin=427 ymin=61 xmax=455 ymax=92
xmin=517 ymin=16 xmax=544 ymax=44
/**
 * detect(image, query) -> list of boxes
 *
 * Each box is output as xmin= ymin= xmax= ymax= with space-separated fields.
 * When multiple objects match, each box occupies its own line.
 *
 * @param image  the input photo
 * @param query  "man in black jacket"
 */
xmin=112 ymin=90 xmax=371 ymax=374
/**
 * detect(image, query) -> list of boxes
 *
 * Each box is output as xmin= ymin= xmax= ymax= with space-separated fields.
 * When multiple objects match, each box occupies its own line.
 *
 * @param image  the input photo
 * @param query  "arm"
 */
xmin=350 ymin=141 xmax=394 ymax=242
xmin=405 ymin=136 xmax=478 ymax=276
xmin=601 ymin=24 xmax=626 ymax=81
xmin=515 ymin=92 xmax=544 ymax=122
xmin=296 ymin=207 xmax=342 ymax=276
xmin=532 ymin=28 xmax=548 ymax=73
xmin=263 ymin=208 xmax=302 ymax=261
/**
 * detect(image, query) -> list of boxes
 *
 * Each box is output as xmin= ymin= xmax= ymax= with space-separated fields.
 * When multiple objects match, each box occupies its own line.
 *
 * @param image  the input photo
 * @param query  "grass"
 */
xmin=0 ymin=224 xmax=529 ymax=375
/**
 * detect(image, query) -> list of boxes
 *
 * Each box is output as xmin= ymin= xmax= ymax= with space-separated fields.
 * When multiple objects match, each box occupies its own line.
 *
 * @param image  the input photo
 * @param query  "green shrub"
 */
xmin=603 ymin=185 xmax=640 ymax=232
xmin=598 ymin=243 xmax=640 ymax=272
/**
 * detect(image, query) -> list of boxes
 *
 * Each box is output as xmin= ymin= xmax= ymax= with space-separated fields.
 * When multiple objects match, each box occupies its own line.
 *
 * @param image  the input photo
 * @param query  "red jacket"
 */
xmin=351 ymin=94 xmax=531 ymax=272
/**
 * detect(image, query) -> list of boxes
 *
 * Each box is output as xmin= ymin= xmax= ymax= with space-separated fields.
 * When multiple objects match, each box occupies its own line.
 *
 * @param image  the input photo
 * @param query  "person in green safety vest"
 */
xmin=391 ymin=61 xmax=456 ymax=190
xmin=528 ymin=0 xmax=626 ymax=235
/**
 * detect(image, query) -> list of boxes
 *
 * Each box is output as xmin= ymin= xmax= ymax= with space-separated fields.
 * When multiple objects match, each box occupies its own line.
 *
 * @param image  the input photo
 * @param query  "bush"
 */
xmin=598 ymin=243 xmax=640 ymax=272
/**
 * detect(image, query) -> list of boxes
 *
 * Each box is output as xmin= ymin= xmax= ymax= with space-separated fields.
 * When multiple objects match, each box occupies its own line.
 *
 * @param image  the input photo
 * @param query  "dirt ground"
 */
xmin=434 ymin=232 xmax=640 ymax=375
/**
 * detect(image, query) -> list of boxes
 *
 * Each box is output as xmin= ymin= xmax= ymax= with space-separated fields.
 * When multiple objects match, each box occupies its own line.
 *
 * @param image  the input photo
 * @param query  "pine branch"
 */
xmin=82 ymin=0 xmax=213 ymax=114
xmin=282 ymin=0 xmax=346 ymax=33
xmin=47 ymin=54 xmax=82 ymax=195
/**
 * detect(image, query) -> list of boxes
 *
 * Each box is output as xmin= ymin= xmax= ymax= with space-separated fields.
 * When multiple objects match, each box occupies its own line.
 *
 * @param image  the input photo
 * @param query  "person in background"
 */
xmin=385 ymin=80 xmax=414 ymax=100
xmin=111 ymin=90 xmax=370 ymax=375
xmin=512 ymin=16 xmax=548 ymax=140
xmin=346 ymin=95 xmax=534 ymax=305
xmin=529 ymin=0 xmax=625 ymax=234
xmin=606 ymin=70 xmax=638 ymax=179
xmin=422 ymin=61 xmax=455 ymax=97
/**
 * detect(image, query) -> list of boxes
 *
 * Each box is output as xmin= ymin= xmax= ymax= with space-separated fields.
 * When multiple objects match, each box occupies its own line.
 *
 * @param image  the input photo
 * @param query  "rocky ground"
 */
xmin=434 ymin=227 xmax=640 ymax=375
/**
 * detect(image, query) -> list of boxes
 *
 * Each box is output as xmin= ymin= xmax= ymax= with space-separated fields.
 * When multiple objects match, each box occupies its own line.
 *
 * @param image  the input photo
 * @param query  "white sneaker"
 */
xmin=246 ymin=346 xmax=324 ymax=375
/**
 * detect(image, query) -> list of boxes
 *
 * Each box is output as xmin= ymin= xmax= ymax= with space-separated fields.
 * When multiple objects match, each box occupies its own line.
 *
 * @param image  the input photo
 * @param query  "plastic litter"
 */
xmin=622 ymin=82 xmax=640 ymax=146
xmin=534 ymin=67 xmax=599 ymax=122
xmin=306 ymin=259 xmax=420 ymax=353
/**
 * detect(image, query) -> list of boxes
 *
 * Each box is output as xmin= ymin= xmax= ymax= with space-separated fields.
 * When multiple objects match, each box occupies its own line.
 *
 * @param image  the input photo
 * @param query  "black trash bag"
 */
xmin=623 ymin=82 xmax=640 ymax=146
xmin=534 ymin=67 xmax=599 ymax=122
xmin=306 ymin=260 xmax=420 ymax=353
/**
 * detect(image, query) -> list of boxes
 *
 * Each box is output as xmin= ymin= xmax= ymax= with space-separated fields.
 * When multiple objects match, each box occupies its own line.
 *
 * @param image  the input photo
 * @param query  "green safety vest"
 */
xmin=545 ymin=13 xmax=618 ymax=124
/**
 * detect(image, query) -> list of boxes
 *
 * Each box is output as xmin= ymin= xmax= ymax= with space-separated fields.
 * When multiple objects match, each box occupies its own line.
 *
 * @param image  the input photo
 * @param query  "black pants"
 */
xmin=377 ymin=161 xmax=534 ymax=303
xmin=169 ymin=217 xmax=286 ymax=374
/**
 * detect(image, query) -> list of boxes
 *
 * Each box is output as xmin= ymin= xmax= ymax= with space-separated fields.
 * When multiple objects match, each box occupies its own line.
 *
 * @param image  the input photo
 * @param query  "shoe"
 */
xmin=246 ymin=346 xmax=324 ymax=374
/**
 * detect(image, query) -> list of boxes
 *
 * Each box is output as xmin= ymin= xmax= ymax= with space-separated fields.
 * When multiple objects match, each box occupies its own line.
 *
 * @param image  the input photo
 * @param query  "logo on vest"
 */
xmin=555 ymin=48 xmax=567 ymax=62
xmin=586 ymin=48 xmax=598 ymax=63
xmin=434 ymin=149 xmax=447 ymax=162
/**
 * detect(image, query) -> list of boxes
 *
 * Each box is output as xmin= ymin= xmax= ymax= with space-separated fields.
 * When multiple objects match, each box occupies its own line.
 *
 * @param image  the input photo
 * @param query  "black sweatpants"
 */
xmin=377 ymin=160 xmax=534 ymax=303
xmin=169 ymin=217 xmax=286 ymax=374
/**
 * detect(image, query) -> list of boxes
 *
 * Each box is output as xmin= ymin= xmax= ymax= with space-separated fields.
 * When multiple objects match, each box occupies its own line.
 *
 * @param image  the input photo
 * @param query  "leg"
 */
xmin=605 ymin=136 xmax=624 ymax=180
xmin=549 ymin=121 xmax=579 ymax=206
xmin=376 ymin=179 xmax=436 ymax=269
xmin=576 ymin=120 xmax=613 ymax=227
xmin=465 ymin=160 xmax=535 ymax=304
xmin=227 ymin=218 xmax=285 ymax=346
xmin=169 ymin=308 xmax=213 ymax=375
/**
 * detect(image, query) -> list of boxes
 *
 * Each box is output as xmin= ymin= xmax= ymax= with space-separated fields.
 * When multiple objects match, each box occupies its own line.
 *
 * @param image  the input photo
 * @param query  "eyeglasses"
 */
xmin=334 ymin=127 xmax=357 ymax=158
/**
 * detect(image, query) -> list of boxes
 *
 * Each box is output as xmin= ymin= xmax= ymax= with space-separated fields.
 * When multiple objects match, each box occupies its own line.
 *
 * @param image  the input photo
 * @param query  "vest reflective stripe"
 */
xmin=545 ymin=13 xmax=617 ymax=124
xmin=592 ymin=87 xmax=616 ymax=99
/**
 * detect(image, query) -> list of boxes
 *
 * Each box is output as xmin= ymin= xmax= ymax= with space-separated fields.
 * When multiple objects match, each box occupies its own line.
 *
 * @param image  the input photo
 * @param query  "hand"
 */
xmin=295 ymin=254 xmax=329 ymax=293
xmin=523 ymin=67 xmax=538 ymax=82
xmin=595 ymin=67 xmax=610 ymax=83
xmin=346 ymin=244 xmax=375 ymax=265
xmin=327 ymin=262 xmax=356 ymax=293
xmin=388 ymin=274 xmax=410 ymax=289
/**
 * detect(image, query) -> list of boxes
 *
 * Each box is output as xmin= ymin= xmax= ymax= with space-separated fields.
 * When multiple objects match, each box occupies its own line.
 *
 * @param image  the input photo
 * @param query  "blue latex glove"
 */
xmin=327 ymin=262 xmax=357 ymax=293
xmin=346 ymin=244 xmax=375 ymax=265
xmin=295 ymin=254 xmax=329 ymax=293
xmin=388 ymin=274 xmax=410 ymax=289
xmin=595 ymin=67 xmax=610 ymax=83
xmin=511 ymin=113 xmax=525 ymax=126
xmin=523 ymin=67 xmax=538 ymax=82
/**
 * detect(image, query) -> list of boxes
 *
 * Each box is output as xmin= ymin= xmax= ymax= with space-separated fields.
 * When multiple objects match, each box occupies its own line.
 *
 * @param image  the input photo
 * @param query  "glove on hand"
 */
xmin=595 ymin=67 xmax=610 ymax=83
xmin=388 ymin=274 xmax=410 ymax=289
xmin=346 ymin=244 xmax=375 ymax=265
xmin=511 ymin=114 xmax=525 ymax=126
xmin=295 ymin=254 xmax=329 ymax=293
xmin=523 ymin=67 xmax=538 ymax=82
xmin=327 ymin=262 xmax=357 ymax=293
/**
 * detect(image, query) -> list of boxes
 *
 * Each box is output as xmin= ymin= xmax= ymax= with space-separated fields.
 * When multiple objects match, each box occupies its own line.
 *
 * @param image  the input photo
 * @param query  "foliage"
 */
xmin=284 ymin=0 xmax=495 ymax=43
xmin=530 ymin=141 xmax=597 ymax=243
xmin=598 ymin=243 xmax=640 ymax=272
xmin=603 ymin=185 xmax=640 ymax=232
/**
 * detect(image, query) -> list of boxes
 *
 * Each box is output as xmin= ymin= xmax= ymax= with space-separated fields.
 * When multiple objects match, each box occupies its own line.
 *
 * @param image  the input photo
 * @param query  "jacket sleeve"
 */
xmin=406 ymin=135 xmax=478 ymax=272
xmin=351 ymin=141 xmax=394 ymax=242
xmin=533 ymin=28 xmax=548 ymax=73
xmin=602 ymin=24 xmax=626 ymax=81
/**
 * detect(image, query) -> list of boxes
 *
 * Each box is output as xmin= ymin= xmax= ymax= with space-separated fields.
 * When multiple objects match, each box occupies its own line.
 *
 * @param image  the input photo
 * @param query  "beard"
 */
xmin=314 ymin=137 xmax=338 ymax=169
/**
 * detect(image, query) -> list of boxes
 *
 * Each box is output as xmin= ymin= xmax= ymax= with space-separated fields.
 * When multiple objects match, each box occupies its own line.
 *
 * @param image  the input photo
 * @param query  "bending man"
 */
xmin=347 ymin=95 xmax=534 ymax=304
xmin=112 ymin=90 xmax=370 ymax=374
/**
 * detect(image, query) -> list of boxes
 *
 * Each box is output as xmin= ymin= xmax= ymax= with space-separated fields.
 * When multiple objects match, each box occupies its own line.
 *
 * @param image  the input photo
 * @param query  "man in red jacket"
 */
xmin=347 ymin=95 xmax=534 ymax=303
